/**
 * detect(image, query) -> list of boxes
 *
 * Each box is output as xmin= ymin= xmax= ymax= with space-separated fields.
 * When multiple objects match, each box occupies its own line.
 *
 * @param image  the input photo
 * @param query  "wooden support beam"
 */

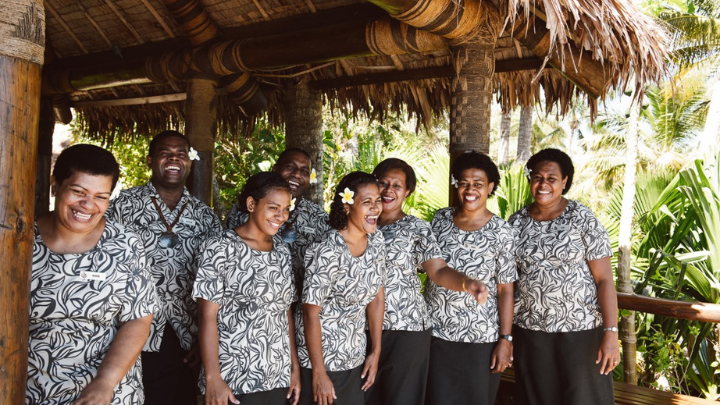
xmin=617 ymin=293 xmax=720 ymax=323
xmin=184 ymin=77 xmax=216 ymax=205
xmin=0 ymin=2 xmax=45 ymax=403
xmin=311 ymin=58 xmax=542 ymax=89
xmin=139 ymin=0 xmax=177 ymax=38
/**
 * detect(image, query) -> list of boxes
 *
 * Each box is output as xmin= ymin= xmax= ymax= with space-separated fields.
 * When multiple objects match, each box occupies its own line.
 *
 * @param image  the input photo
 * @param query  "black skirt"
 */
xmin=513 ymin=325 xmax=614 ymax=405
xmin=425 ymin=337 xmax=501 ymax=405
xmin=232 ymin=387 xmax=288 ymax=405
xmin=299 ymin=365 xmax=364 ymax=405
xmin=364 ymin=329 xmax=432 ymax=405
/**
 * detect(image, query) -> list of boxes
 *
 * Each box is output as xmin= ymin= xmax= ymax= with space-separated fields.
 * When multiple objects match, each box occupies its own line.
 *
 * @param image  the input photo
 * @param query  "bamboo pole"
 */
xmin=184 ymin=75 xmax=216 ymax=205
xmin=0 ymin=1 xmax=44 ymax=403
xmin=284 ymin=80 xmax=324 ymax=206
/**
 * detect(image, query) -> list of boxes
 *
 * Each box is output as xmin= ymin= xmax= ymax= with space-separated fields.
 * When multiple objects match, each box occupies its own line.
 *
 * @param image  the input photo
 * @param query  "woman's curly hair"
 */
xmin=329 ymin=171 xmax=378 ymax=230
xmin=372 ymin=158 xmax=417 ymax=195
xmin=236 ymin=172 xmax=291 ymax=213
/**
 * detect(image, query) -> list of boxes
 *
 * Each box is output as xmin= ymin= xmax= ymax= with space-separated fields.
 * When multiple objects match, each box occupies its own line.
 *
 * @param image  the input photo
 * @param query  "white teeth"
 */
xmin=73 ymin=210 xmax=91 ymax=220
xmin=269 ymin=222 xmax=281 ymax=228
xmin=538 ymin=191 xmax=551 ymax=194
xmin=288 ymin=181 xmax=299 ymax=186
xmin=167 ymin=165 xmax=180 ymax=171
xmin=382 ymin=197 xmax=395 ymax=202
xmin=465 ymin=195 xmax=478 ymax=201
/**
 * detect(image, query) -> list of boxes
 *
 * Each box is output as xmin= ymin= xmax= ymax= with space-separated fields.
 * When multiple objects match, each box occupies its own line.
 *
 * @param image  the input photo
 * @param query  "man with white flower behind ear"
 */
xmin=106 ymin=130 xmax=222 ymax=405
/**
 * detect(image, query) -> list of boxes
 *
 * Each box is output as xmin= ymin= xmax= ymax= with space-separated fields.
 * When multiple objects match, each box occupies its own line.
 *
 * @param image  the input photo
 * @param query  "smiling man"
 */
xmin=106 ymin=130 xmax=222 ymax=405
xmin=225 ymin=148 xmax=330 ymax=293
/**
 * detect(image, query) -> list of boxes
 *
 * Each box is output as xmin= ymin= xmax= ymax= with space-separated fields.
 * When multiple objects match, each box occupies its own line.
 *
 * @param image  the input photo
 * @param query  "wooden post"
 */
xmin=284 ymin=80 xmax=324 ymax=206
xmin=184 ymin=75 xmax=216 ymax=205
xmin=0 ymin=1 xmax=45 ymax=403
xmin=448 ymin=37 xmax=495 ymax=204
xmin=35 ymin=96 xmax=54 ymax=216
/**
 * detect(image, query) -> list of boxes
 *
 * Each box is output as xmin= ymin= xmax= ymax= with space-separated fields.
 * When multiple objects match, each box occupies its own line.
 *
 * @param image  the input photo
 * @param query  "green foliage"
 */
xmin=494 ymin=165 xmax=533 ymax=220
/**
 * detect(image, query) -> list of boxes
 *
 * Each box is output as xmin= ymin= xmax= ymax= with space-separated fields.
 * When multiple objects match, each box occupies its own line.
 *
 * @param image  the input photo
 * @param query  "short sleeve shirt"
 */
xmin=106 ymin=182 xmax=222 ymax=351
xmin=226 ymin=197 xmax=330 ymax=293
xmin=379 ymin=215 xmax=442 ymax=331
xmin=193 ymin=230 xmax=295 ymax=395
xmin=26 ymin=221 xmax=159 ymax=405
xmin=426 ymin=208 xmax=517 ymax=343
xmin=296 ymin=230 xmax=386 ymax=371
xmin=509 ymin=200 xmax=612 ymax=333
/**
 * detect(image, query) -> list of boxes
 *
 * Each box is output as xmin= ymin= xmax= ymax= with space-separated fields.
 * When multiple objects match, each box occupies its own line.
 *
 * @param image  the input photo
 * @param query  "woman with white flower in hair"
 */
xmin=425 ymin=152 xmax=517 ymax=405
xmin=296 ymin=171 xmax=386 ymax=405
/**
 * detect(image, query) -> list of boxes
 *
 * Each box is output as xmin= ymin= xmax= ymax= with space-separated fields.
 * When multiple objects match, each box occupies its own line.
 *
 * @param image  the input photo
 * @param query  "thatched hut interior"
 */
xmin=0 ymin=0 xmax=668 ymax=401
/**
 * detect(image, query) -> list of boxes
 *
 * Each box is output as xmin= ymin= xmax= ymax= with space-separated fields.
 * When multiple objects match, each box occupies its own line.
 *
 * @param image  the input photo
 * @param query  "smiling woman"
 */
xmin=27 ymin=144 xmax=158 ymax=405
xmin=297 ymin=172 xmax=386 ymax=405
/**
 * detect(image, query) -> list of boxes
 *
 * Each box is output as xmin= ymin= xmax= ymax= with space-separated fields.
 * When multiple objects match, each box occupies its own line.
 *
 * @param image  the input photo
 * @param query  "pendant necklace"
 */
xmin=151 ymin=197 xmax=189 ymax=248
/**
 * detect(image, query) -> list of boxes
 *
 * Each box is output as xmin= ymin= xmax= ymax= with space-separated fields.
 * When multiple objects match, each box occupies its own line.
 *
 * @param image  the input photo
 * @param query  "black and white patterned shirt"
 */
xmin=106 ymin=182 xmax=222 ymax=352
xmin=27 ymin=222 xmax=159 ymax=405
xmin=509 ymin=200 xmax=612 ymax=333
xmin=426 ymin=208 xmax=517 ymax=343
xmin=226 ymin=197 xmax=330 ymax=294
xmin=296 ymin=230 xmax=386 ymax=371
xmin=193 ymin=230 xmax=295 ymax=395
xmin=379 ymin=215 xmax=442 ymax=331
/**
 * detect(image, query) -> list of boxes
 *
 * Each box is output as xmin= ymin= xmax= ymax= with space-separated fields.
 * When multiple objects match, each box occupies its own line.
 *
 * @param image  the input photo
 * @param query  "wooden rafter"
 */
xmin=45 ymin=1 xmax=89 ymax=54
xmin=251 ymin=0 xmax=271 ymax=21
xmin=139 ymin=0 xmax=177 ymax=38
xmin=103 ymin=0 xmax=144 ymax=44
xmin=305 ymin=0 xmax=318 ymax=13
xmin=76 ymin=1 xmax=114 ymax=50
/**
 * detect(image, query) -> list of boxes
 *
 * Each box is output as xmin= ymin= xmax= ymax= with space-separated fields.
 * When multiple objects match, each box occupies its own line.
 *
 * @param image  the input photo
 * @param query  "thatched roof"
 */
xmin=42 ymin=0 xmax=668 ymax=139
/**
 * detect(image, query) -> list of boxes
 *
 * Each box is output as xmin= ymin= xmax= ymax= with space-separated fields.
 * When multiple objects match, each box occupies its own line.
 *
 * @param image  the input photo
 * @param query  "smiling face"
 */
xmin=529 ymin=160 xmax=567 ymax=207
xmin=247 ymin=187 xmax=292 ymax=236
xmin=377 ymin=168 xmax=410 ymax=216
xmin=53 ymin=171 xmax=113 ymax=234
xmin=456 ymin=168 xmax=494 ymax=212
xmin=346 ymin=183 xmax=382 ymax=234
xmin=147 ymin=135 xmax=191 ymax=190
xmin=274 ymin=151 xmax=311 ymax=198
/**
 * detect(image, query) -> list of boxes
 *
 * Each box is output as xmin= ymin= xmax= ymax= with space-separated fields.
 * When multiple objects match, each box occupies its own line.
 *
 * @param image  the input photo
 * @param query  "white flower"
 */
xmin=188 ymin=147 xmax=200 ymax=161
xmin=339 ymin=187 xmax=355 ymax=204
xmin=450 ymin=174 xmax=458 ymax=188
xmin=290 ymin=198 xmax=296 ymax=211
xmin=310 ymin=169 xmax=318 ymax=184
xmin=523 ymin=166 xmax=532 ymax=180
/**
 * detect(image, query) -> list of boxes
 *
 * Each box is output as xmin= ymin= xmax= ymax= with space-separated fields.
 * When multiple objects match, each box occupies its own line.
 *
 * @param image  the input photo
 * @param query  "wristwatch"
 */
xmin=499 ymin=334 xmax=513 ymax=342
xmin=603 ymin=326 xmax=619 ymax=333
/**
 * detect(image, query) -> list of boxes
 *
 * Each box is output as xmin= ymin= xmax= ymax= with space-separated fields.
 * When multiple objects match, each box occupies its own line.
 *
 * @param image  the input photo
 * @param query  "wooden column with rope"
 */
xmin=0 ymin=1 xmax=44 ymax=403
xmin=184 ymin=75 xmax=217 ymax=205
xmin=284 ymin=80 xmax=324 ymax=206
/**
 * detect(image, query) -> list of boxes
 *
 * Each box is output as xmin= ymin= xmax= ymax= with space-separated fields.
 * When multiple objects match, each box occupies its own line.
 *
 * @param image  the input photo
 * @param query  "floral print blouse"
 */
xmin=509 ymin=200 xmax=612 ymax=333
xmin=26 ymin=221 xmax=159 ymax=405
xmin=193 ymin=230 xmax=295 ymax=394
xmin=426 ymin=208 xmax=517 ymax=343
xmin=296 ymin=230 xmax=386 ymax=371
xmin=379 ymin=215 xmax=443 ymax=331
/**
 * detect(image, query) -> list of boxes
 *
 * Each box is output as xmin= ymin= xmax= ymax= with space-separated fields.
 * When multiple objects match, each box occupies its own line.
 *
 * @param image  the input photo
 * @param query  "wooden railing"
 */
xmin=617 ymin=292 xmax=720 ymax=323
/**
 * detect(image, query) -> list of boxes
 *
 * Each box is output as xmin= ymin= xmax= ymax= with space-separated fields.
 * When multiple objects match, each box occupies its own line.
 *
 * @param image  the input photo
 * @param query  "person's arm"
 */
xmin=423 ymin=259 xmax=488 ymax=304
xmin=490 ymin=283 xmax=514 ymax=373
xmin=303 ymin=304 xmax=336 ymax=405
xmin=73 ymin=314 xmax=153 ymax=405
xmin=588 ymin=256 xmax=620 ymax=375
xmin=198 ymin=298 xmax=239 ymax=405
xmin=287 ymin=308 xmax=301 ymax=405
xmin=362 ymin=287 xmax=384 ymax=390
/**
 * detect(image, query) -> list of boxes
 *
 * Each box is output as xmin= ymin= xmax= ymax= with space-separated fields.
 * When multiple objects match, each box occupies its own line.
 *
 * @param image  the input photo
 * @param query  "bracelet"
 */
xmin=462 ymin=277 xmax=469 ymax=292
xmin=603 ymin=326 xmax=619 ymax=333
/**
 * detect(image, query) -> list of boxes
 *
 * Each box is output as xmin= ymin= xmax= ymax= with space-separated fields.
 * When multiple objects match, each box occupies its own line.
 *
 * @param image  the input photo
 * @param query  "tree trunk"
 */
xmin=184 ymin=75 xmax=217 ymax=205
xmin=618 ymin=104 xmax=640 ymax=384
xmin=517 ymin=105 xmax=532 ymax=162
xmin=0 ymin=1 xmax=45 ymax=402
xmin=284 ymin=80 xmax=324 ymax=206
xmin=498 ymin=109 xmax=512 ymax=165
xmin=449 ymin=37 xmax=496 ymax=204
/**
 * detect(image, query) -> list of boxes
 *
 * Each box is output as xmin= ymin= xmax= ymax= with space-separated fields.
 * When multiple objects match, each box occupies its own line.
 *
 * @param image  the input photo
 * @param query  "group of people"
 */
xmin=26 ymin=128 xmax=620 ymax=405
